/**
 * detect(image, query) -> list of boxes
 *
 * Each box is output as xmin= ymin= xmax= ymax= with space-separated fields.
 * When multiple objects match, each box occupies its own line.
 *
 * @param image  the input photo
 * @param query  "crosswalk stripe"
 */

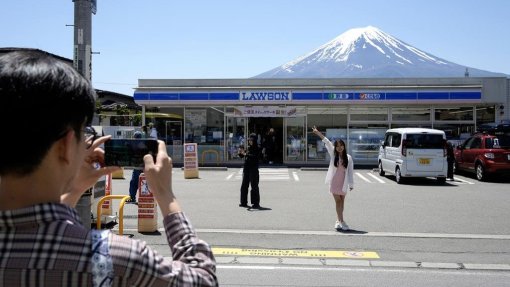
xmin=355 ymin=172 xmax=371 ymax=183
xmin=225 ymin=169 xmax=475 ymax=185
xmin=232 ymin=168 xmax=291 ymax=181
xmin=367 ymin=173 xmax=386 ymax=183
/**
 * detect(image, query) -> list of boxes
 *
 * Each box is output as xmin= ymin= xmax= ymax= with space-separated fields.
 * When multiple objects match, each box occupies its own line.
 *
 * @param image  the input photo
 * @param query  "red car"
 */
xmin=454 ymin=128 xmax=510 ymax=181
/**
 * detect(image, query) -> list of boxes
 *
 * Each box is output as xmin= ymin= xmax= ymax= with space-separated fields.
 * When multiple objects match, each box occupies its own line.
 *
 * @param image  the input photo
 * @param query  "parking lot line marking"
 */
xmin=226 ymin=172 xmax=235 ymax=180
xmin=454 ymin=177 xmax=475 ymax=185
xmin=233 ymin=168 xmax=291 ymax=181
xmin=356 ymin=172 xmax=371 ymax=183
xmin=292 ymin=171 xmax=300 ymax=181
xmin=212 ymin=247 xmax=379 ymax=259
xmin=367 ymin=173 xmax=386 ymax=183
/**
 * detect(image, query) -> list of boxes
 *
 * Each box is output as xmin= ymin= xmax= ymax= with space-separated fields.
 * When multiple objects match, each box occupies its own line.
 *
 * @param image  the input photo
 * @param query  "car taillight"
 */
xmin=402 ymin=139 xmax=408 ymax=156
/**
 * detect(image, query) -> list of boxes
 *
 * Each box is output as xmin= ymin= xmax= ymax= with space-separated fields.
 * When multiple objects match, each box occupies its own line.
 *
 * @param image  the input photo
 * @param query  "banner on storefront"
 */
xmin=233 ymin=106 xmax=298 ymax=117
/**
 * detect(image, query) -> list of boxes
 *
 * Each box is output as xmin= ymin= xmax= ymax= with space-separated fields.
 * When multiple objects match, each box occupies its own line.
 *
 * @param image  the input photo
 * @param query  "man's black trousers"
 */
xmin=240 ymin=167 xmax=260 ymax=206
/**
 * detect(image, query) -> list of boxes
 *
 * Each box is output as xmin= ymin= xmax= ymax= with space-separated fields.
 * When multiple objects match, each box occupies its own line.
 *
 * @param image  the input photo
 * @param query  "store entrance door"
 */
xmin=248 ymin=117 xmax=283 ymax=164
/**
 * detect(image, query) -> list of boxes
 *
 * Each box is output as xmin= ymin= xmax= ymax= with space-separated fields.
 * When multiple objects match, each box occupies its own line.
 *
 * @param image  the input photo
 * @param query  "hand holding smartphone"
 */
xmin=104 ymin=139 xmax=158 ymax=168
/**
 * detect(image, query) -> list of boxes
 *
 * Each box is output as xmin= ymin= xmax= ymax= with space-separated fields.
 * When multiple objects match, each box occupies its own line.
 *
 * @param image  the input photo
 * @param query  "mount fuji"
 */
xmin=254 ymin=26 xmax=506 ymax=78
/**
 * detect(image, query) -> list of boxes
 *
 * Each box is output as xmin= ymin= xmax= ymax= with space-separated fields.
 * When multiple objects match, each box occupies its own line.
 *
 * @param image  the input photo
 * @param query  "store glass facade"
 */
xmin=135 ymin=103 xmax=495 ymax=166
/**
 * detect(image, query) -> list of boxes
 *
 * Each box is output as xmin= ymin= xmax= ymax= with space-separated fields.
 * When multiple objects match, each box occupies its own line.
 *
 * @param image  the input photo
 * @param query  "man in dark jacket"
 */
xmin=446 ymin=142 xmax=455 ymax=181
xmin=238 ymin=133 xmax=261 ymax=208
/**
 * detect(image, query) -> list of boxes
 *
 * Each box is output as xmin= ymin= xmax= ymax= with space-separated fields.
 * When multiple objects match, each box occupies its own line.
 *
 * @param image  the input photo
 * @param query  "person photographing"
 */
xmin=0 ymin=50 xmax=217 ymax=286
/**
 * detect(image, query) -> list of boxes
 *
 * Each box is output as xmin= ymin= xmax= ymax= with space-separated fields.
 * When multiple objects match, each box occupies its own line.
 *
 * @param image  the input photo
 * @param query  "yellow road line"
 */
xmin=212 ymin=247 xmax=379 ymax=259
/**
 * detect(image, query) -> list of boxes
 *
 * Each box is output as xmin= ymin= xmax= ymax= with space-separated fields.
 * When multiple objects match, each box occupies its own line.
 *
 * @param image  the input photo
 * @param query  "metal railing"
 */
xmin=96 ymin=195 xmax=131 ymax=235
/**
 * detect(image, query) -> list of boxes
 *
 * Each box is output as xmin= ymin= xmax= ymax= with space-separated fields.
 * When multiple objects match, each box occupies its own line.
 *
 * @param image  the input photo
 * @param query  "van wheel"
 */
xmin=476 ymin=163 xmax=486 ymax=181
xmin=378 ymin=161 xmax=385 ymax=176
xmin=395 ymin=167 xmax=404 ymax=184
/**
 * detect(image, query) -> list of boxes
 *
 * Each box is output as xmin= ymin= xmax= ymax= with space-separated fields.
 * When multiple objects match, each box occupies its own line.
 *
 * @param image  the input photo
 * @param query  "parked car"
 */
xmin=454 ymin=127 xmax=510 ymax=181
xmin=378 ymin=128 xmax=448 ymax=184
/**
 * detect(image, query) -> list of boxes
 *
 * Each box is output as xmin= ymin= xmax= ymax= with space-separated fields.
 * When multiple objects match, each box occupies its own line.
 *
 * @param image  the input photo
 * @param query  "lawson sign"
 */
xmin=240 ymin=91 xmax=292 ymax=102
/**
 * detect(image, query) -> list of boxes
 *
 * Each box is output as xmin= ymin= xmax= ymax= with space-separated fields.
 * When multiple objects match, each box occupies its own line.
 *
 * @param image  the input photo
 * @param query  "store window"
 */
xmin=286 ymin=116 xmax=306 ymax=162
xmin=435 ymin=107 xmax=474 ymax=121
xmin=433 ymin=123 xmax=474 ymax=146
xmin=391 ymin=107 xmax=430 ymax=121
xmin=476 ymin=105 xmax=495 ymax=125
xmin=307 ymin=107 xmax=347 ymax=161
xmin=184 ymin=107 xmax=225 ymax=164
xmin=348 ymin=124 xmax=387 ymax=165
xmin=350 ymin=107 xmax=388 ymax=122
xmin=226 ymin=117 xmax=246 ymax=161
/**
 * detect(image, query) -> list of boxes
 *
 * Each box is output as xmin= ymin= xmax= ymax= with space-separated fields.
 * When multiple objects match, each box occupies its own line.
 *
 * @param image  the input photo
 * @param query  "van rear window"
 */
xmin=405 ymin=134 xmax=444 ymax=149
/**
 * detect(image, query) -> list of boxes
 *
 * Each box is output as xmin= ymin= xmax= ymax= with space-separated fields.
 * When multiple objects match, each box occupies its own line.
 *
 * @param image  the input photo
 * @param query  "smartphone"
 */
xmin=104 ymin=139 xmax=158 ymax=168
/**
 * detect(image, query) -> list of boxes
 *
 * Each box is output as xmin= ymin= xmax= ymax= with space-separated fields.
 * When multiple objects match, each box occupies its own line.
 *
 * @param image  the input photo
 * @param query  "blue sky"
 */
xmin=2 ymin=0 xmax=509 ymax=96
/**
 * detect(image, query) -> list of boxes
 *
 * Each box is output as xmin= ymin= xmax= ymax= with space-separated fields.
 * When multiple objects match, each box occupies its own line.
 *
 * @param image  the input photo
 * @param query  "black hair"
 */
xmin=248 ymin=133 xmax=257 ymax=146
xmin=333 ymin=139 xmax=348 ymax=169
xmin=0 ymin=50 xmax=96 ymax=175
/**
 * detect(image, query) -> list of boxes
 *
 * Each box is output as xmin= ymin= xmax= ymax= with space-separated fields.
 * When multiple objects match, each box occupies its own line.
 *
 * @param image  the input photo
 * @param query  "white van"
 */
xmin=378 ymin=128 xmax=448 ymax=184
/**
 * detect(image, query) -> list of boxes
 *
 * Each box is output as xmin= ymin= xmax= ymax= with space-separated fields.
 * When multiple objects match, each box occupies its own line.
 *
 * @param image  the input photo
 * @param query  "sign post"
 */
xmin=137 ymin=174 xmax=158 ymax=232
xmin=101 ymin=174 xmax=112 ymax=215
xmin=183 ymin=143 xmax=199 ymax=179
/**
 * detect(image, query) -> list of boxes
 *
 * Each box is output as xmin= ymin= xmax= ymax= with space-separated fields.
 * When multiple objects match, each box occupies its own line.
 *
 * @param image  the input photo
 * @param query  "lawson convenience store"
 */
xmin=133 ymin=77 xmax=509 ymax=166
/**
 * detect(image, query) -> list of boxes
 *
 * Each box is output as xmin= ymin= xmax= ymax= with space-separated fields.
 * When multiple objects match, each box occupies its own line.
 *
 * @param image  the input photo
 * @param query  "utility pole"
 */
xmin=73 ymin=0 xmax=97 ymax=228
xmin=73 ymin=0 xmax=95 ymax=81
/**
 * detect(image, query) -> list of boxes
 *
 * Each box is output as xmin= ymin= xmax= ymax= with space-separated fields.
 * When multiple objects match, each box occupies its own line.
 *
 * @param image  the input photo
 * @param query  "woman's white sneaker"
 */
xmin=334 ymin=221 xmax=342 ymax=230
xmin=341 ymin=221 xmax=350 ymax=231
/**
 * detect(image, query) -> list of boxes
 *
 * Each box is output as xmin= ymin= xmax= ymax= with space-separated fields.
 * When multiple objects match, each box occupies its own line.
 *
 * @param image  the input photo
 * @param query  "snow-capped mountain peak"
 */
xmin=256 ymin=26 xmax=504 ymax=78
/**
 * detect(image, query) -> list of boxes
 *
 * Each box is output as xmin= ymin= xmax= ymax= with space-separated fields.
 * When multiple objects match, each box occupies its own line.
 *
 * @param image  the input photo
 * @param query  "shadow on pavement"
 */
xmin=247 ymin=206 xmax=272 ymax=211
xmin=336 ymin=229 xmax=367 ymax=234
xmin=139 ymin=231 xmax=163 ymax=236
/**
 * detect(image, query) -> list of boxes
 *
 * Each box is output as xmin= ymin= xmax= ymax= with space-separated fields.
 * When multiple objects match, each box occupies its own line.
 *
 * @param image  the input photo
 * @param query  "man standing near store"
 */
xmin=238 ymin=133 xmax=261 ymax=208
xmin=263 ymin=127 xmax=277 ymax=164
xmin=127 ymin=129 xmax=144 ymax=203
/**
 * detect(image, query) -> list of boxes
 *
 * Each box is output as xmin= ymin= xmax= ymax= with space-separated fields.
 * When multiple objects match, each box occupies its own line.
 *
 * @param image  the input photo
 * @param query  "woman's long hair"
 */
xmin=333 ymin=139 xmax=348 ymax=168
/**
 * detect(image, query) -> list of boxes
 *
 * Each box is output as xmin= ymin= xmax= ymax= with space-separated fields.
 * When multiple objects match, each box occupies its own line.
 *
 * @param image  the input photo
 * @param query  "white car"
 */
xmin=378 ymin=128 xmax=448 ymax=184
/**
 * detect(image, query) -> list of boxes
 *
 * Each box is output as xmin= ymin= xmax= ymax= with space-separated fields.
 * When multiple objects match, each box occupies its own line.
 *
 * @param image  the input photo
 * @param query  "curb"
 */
xmin=208 ymin=256 xmax=510 ymax=271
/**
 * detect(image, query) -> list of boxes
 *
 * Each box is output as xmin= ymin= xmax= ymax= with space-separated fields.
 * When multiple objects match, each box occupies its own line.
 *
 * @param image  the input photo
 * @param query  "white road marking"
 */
xmin=193 ymin=228 xmax=510 ymax=240
xmin=367 ymin=173 xmax=386 ymax=183
xmin=356 ymin=172 xmax=371 ymax=183
xmin=232 ymin=168 xmax=291 ymax=181
xmin=454 ymin=177 xmax=475 ymax=185
xmin=292 ymin=171 xmax=300 ymax=181
xmin=123 ymin=226 xmax=510 ymax=240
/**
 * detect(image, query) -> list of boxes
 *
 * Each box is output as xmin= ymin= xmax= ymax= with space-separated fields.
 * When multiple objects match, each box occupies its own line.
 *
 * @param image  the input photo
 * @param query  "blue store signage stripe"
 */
xmin=133 ymin=91 xmax=481 ymax=103
xmin=450 ymin=92 xmax=481 ymax=100
xmin=179 ymin=93 xmax=209 ymax=100
xmin=418 ymin=92 xmax=449 ymax=100
xmin=209 ymin=93 xmax=239 ymax=100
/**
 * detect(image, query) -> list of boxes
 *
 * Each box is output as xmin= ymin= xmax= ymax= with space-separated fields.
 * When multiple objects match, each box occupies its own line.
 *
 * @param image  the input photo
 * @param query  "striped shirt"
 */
xmin=0 ymin=203 xmax=217 ymax=286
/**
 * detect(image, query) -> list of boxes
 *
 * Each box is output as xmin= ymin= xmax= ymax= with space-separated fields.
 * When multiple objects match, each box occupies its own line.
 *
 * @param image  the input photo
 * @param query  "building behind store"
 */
xmin=133 ymin=77 xmax=509 ymax=167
